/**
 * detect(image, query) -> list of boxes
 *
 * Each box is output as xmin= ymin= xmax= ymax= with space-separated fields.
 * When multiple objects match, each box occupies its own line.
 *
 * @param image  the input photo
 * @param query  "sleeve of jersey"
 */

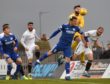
xmin=21 ymin=34 xmax=27 ymax=49
xmin=49 ymin=25 xmax=63 ymax=40
xmin=13 ymin=35 xmax=18 ymax=48
xmin=84 ymin=30 xmax=95 ymax=37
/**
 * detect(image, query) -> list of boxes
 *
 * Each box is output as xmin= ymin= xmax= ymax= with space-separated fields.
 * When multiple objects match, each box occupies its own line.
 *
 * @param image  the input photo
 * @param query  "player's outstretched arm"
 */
xmin=49 ymin=28 xmax=62 ymax=40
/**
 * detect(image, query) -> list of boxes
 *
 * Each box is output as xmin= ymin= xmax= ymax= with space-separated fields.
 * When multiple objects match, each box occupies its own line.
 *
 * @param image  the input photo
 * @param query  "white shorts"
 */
xmin=74 ymin=41 xmax=85 ymax=55
xmin=85 ymin=48 xmax=93 ymax=55
xmin=25 ymin=44 xmax=36 ymax=59
xmin=74 ymin=41 xmax=93 ymax=55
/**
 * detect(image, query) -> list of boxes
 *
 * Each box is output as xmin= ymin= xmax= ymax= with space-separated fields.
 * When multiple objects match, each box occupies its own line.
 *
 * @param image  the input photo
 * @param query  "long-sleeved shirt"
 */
xmin=84 ymin=30 xmax=100 ymax=42
xmin=0 ymin=33 xmax=18 ymax=54
xmin=21 ymin=29 xmax=40 ymax=48
xmin=84 ymin=30 xmax=102 ymax=48
xmin=49 ymin=24 xmax=83 ymax=46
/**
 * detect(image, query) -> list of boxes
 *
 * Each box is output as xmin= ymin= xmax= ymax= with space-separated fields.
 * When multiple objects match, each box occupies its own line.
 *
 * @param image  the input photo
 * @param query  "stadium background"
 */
xmin=0 ymin=0 xmax=110 ymax=82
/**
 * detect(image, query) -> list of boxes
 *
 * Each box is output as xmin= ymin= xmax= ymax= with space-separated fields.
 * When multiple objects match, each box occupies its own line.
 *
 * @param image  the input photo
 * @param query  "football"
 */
xmin=80 ymin=8 xmax=88 ymax=16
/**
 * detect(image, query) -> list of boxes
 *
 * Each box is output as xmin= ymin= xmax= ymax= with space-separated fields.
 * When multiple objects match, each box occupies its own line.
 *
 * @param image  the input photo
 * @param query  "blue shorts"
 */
xmin=51 ymin=44 xmax=72 ymax=58
xmin=5 ymin=52 xmax=20 ymax=61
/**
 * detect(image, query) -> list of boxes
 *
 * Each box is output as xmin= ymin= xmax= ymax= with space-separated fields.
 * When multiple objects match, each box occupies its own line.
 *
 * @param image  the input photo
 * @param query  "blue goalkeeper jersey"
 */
xmin=0 ymin=33 xmax=18 ymax=54
xmin=49 ymin=24 xmax=83 ymax=46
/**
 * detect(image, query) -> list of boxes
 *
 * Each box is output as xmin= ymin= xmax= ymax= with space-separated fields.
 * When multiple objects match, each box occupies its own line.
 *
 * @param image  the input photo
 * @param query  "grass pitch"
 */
xmin=0 ymin=79 xmax=110 ymax=84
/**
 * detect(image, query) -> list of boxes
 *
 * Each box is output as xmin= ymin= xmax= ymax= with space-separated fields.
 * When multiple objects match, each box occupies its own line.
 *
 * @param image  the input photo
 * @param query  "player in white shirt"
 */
xmin=21 ymin=22 xmax=40 ymax=79
xmin=72 ymin=27 xmax=104 ymax=77
xmin=84 ymin=27 xmax=104 ymax=77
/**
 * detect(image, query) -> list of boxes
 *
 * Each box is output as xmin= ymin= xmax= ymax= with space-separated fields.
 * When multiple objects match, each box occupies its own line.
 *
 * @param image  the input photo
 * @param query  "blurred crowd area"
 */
xmin=93 ymin=43 xmax=110 ymax=59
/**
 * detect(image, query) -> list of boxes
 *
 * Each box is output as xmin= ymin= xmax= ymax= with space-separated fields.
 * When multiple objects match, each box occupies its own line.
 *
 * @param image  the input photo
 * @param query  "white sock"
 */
xmin=66 ymin=74 xmax=70 ymax=77
xmin=10 ymin=62 xmax=17 ymax=76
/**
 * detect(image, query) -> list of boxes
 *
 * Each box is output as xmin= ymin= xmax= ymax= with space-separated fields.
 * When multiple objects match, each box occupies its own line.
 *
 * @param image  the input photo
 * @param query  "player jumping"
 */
xmin=34 ymin=16 xmax=86 ymax=80
xmin=83 ymin=27 xmax=104 ymax=77
xmin=72 ymin=27 xmax=104 ymax=77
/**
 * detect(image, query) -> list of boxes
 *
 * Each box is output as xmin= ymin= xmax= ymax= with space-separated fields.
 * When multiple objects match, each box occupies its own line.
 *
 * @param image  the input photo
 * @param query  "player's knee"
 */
xmin=36 ymin=45 xmax=40 ymax=50
xmin=47 ymin=50 xmax=53 ymax=56
xmin=16 ymin=61 xmax=22 ymax=65
xmin=72 ymin=54 xmax=77 ymax=60
xmin=7 ymin=58 xmax=13 ymax=64
xmin=65 ymin=57 xmax=70 ymax=62
xmin=28 ymin=58 xmax=33 ymax=63
xmin=16 ymin=58 xmax=22 ymax=64
xmin=74 ymin=36 xmax=81 ymax=42
xmin=88 ymin=54 xmax=93 ymax=60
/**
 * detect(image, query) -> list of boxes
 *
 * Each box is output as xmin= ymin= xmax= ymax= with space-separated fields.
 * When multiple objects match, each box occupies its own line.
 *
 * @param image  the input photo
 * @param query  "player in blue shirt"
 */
xmin=35 ymin=16 xmax=85 ymax=80
xmin=0 ymin=24 xmax=28 ymax=80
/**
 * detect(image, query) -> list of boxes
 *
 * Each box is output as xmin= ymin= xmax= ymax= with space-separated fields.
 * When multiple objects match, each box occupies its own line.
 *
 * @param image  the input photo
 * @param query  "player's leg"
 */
xmin=83 ymin=48 xmax=93 ymax=77
xmin=4 ymin=55 xmax=17 ymax=80
xmin=26 ymin=47 xmax=33 ymax=69
xmin=71 ymin=33 xmax=85 ymax=63
xmin=25 ymin=49 xmax=34 ymax=80
xmin=35 ymin=44 xmax=59 ymax=65
xmin=73 ymin=41 xmax=85 ymax=61
xmin=72 ymin=53 xmax=78 ymax=61
xmin=26 ymin=44 xmax=40 ymax=76
xmin=63 ymin=46 xmax=72 ymax=80
xmin=35 ymin=45 xmax=40 ymax=59
xmin=65 ymin=57 xmax=71 ymax=80
xmin=16 ymin=57 xmax=28 ymax=80
xmin=80 ymin=52 xmax=85 ymax=65
xmin=27 ymin=58 xmax=33 ymax=80
xmin=35 ymin=50 xmax=53 ymax=65
xmin=71 ymin=41 xmax=79 ymax=61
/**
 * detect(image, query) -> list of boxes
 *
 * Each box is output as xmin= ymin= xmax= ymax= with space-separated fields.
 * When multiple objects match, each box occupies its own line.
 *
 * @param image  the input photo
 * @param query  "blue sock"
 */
xmin=7 ymin=64 xmax=12 ymax=75
xmin=39 ymin=52 xmax=48 ymax=62
xmin=65 ymin=62 xmax=70 ymax=75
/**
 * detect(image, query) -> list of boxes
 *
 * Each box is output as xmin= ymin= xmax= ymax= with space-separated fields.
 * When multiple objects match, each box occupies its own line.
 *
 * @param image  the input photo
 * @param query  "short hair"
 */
xmin=28 ymin=22 xmax=33 ymax=25
xmin=74 ymin=5 xmax=81 ymax=9
xmin=2 ymin=24 xmax=9 ymax=31
xmin=70 ymin=16 xmax=77 ymax=21
xmin=97 ymin=26 xmax=104 ymax=30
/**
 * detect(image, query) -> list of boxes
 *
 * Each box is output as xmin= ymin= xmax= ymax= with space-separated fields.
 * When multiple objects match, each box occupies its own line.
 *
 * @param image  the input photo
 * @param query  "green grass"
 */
xmin=0 ymin=79 xmax=110 ymax=84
